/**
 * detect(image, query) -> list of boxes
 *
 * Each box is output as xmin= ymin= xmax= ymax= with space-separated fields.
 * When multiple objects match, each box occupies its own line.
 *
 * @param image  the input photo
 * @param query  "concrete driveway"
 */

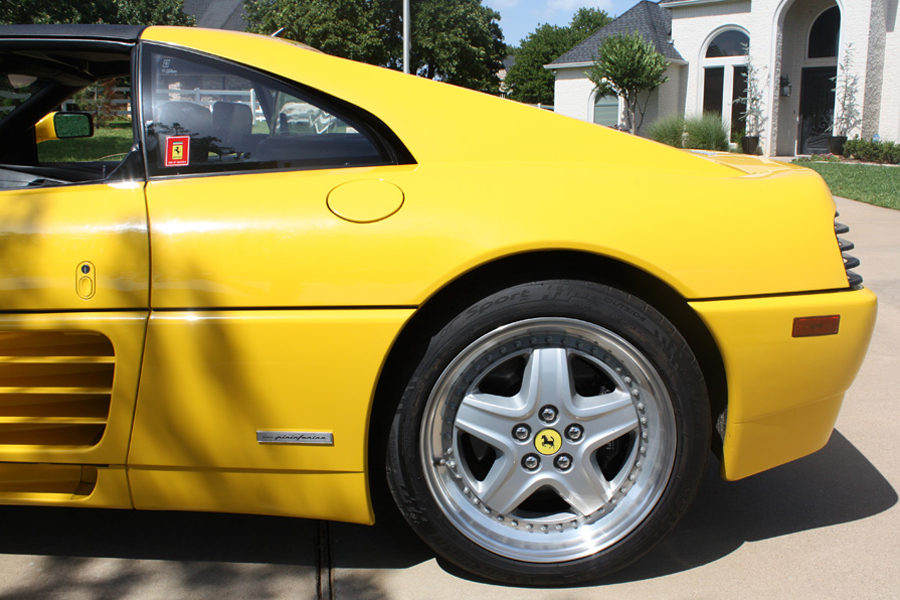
xmin=0 ymin=196 xmax=896 ymax=600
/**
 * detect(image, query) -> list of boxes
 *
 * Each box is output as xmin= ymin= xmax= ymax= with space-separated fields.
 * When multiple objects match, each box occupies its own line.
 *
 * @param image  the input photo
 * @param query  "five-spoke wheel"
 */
xmin=387 ymin=281 xmax=709 ymax=585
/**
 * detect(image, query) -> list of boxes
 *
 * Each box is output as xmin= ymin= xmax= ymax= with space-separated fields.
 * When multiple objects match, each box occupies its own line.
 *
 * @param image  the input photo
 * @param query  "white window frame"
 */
xmin=700 ymin=28 xmax=749 ymax=138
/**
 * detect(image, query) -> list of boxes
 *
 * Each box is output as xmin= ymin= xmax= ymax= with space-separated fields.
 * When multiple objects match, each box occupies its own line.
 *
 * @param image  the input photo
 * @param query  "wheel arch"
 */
xmin=367 ymin=250 xmax=727 ymax=510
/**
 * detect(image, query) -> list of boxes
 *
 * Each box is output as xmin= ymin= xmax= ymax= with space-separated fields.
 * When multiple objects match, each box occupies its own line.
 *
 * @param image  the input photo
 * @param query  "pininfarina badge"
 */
xmin=256 ymin=431 xmax=334 ymax=445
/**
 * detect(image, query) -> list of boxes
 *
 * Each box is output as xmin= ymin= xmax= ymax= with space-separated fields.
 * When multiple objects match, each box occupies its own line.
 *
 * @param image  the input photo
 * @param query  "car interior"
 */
xmin=0 ymin=44 xmax=137 ymax=187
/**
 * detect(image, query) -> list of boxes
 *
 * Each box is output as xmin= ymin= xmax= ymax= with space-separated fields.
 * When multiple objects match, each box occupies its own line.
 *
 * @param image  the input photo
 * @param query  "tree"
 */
xmin=568 ymin=7 xmax=612 ymax=40
xmin=116 ymin=0 xmax=196 ymax=26
xmin=588 ymin=31 xmax=669 ymax=134
xmin=504 ymin=7 xmax=610 ymax=105
xmin=504 ymin=24 xmax=570 ymax=105
xmin=410 ymin=0 xmax=505 ymax=93
xmin=245 ymin=0 xmax=505 ymax=93
xmin=245 ymin=0 xmax=389 ymax=65
xmin=1 ymin=0 xmax=114 ymax=24
xmin=0 ymin=0 xmax=195 ymax=26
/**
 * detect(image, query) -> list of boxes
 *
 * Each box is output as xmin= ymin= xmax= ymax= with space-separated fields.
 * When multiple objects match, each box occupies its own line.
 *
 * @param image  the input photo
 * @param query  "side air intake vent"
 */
xmin=0 ymin=331 xmax=114 ymax=447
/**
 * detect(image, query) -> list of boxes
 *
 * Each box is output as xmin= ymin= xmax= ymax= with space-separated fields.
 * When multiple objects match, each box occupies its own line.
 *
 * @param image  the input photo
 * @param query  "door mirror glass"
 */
xmin=35 ymin=111 xmax=94 ymax=143
xmin=53 ymin=112 xmax=94 ymax=139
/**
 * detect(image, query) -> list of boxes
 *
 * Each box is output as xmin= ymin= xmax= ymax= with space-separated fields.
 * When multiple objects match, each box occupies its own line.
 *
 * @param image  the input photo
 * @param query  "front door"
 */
xmin=798 ymin=67 xmax=837 ymax=154
xmin=0 ymin=180 xmax=149 ymax=468
xmin=0 ymin=38 xmax=150 ymax=492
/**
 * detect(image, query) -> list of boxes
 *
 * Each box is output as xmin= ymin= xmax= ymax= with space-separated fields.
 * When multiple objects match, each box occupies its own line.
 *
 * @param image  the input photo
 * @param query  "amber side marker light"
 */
xmin=792 ymin=315 xmax=841 ymax=337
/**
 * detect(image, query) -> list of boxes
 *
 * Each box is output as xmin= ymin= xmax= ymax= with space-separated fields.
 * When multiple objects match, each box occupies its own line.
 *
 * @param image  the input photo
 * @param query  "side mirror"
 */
xmin=35 ymin=112 xmax=94 ymax=143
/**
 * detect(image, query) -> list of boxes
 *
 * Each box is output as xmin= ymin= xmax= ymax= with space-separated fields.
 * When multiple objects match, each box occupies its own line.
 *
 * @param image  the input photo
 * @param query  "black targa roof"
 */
xmin=0 ymin=24 xmax=146 ymax=42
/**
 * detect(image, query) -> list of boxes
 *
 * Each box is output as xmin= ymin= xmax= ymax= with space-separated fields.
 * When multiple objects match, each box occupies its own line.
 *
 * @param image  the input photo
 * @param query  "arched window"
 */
xmin=702 ymin=30 xmax=750 ymax=139
xmin=809 ymin=6 xmax=840 ymax=58
xmin=706 ymin=30 xmax=750 ymax=58
xmin=593 ymin=93 xmax=619 ymax=127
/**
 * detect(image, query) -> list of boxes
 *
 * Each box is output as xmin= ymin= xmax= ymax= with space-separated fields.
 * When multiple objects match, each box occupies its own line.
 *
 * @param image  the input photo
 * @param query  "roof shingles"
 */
xmin=183 ymin=0 xmax=246 ymax=31
xmin=549 ymin=1 xmax=683 ymax=66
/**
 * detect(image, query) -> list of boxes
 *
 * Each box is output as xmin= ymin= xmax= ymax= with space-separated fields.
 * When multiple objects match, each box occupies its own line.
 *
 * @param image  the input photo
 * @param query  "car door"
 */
xmin=127 ymin=42 xmax=414 ymax=521
xmin=0 ymin=40 xmax=149 ymax=505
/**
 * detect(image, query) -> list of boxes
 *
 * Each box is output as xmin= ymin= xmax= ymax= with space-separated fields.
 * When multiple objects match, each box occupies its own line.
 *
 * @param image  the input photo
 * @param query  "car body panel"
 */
xmin=145 ymin=162 xmax=849 ymax=310
xmin=128 ymin=309 xmax=412 ymax=474
xmin=0 ymin=182 xmax=149 ymax=311
xmin=129 ymin=468 xmax=373 ymax=523
xmin=687 ymin=151 xmax=812 ymax=174
xmin=691 ymin=288 xmax=878 ymax=480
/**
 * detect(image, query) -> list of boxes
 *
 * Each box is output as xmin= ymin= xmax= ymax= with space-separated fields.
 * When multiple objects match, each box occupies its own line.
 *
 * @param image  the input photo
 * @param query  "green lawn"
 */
xmin=38 ymin=127 xmax=134 ymax=163
xmin=794 ymin=160 xmax=900 ymax=210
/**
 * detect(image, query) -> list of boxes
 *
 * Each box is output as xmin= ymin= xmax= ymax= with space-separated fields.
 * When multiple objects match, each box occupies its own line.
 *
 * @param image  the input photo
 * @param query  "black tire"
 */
xmin=386 ymin=280 xmax=710 ymax=585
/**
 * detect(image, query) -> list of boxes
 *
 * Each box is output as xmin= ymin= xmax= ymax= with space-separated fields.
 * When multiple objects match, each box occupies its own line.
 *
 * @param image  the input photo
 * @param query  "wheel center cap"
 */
xmin=535 ymin=429 xmax=562 ymax=455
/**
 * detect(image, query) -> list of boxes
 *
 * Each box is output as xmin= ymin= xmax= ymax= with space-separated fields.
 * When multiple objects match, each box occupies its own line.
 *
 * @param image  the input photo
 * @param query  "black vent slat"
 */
xmin=842 ymin=254 xmax=860 ymax=270
xmin=834 ymin=215 xmax=863 ymax=288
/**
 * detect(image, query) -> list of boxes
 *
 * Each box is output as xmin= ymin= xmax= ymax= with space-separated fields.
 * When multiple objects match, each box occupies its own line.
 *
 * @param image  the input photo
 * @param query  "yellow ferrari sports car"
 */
xmin=0 ymin=24 xmax=877 ymax=585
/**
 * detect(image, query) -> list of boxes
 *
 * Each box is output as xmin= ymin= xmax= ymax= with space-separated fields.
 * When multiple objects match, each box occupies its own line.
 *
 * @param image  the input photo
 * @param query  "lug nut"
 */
xmin=565 ymin=424 xmax=584 ymax=441
xmin=539 ymin=405 xmax=558 ymax=423
xmin=512 ymin=424 xmax=531 ymax=441
xmin=523 ymin=454 xmax=540 ymax=471
xmin=554 ymin=454 xmax=573 ymax=471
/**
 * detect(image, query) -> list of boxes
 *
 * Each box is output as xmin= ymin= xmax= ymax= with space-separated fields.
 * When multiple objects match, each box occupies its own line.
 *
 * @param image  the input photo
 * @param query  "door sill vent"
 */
xmin=0 ymin=463 xmax=97 ymax=498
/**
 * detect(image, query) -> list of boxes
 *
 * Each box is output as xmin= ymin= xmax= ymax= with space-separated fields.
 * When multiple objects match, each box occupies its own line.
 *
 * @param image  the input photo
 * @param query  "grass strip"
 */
xmin=795 ymin=160 xmax=900 ymax=210
xmin=37 ymin=128 xmax=134 ymax=163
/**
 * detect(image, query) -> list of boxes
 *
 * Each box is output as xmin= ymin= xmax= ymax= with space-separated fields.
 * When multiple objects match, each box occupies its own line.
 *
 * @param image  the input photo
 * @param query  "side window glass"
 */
xmin=36 ymin=78 xmax=135 ymax=169
xmin=143 ymin=47 xmax=388 ymax=177
xmin=1 ymin=49 xmax=138 ymax=189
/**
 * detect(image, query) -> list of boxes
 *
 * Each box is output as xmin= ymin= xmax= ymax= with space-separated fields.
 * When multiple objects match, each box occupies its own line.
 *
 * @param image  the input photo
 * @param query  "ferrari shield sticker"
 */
xmin=165 ymin=135 xmax=190 ymax=167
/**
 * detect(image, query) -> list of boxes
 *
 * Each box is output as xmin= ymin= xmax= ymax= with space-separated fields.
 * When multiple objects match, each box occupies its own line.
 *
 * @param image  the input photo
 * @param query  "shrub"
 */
xmin=648 ymin=115 xmax=685 ymax=147
xmin=887 ymin=144 xmax=900 ymax=165
xmin=684 ymin=114 xmax=729 ymax=151
xmin=859 ymin=141 xmax=879 ymax=162
xmin=842 ymin=137 xmax=900 ymax=164
xmin=805 ymin=153 xmax=842 ymax=162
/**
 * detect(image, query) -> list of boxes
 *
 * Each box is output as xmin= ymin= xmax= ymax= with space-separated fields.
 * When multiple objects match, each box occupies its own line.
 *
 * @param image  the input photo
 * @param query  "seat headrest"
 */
xmin=213 ymin=101 xmax=253 ymax=136
xmin=156 ymin=101 xmax=213 ymax=137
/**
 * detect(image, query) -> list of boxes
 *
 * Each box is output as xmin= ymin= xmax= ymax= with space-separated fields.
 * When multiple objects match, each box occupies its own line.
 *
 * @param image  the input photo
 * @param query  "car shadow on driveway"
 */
xmin=0 ymin=429 xmax=894 ymax=591
xmin=0 ymin=505 xmax=321 ymax=565
xmin=369 ymin=428 xmax=896 ymax=587
xmin=604 ymin=429 xmax=898 ymax=585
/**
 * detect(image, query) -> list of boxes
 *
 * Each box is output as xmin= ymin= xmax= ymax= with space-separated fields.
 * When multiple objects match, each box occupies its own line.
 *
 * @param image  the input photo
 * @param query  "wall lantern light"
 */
xmin=780 ymin=76 xmax=792 ymax=97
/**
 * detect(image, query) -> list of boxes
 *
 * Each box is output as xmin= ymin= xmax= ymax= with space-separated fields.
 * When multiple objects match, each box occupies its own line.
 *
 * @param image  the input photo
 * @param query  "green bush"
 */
xmin=683 ymin=113 xmax=729 ymax=151
xmin=843 ymin=137 xmax=900 ymax=164
xmin=648 ymin=115 xmax=685 ymax=147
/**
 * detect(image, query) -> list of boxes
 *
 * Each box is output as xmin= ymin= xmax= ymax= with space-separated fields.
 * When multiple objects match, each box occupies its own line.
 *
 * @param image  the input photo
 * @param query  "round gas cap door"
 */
xmin=327 ymin=179 xmax=404 ymax=223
